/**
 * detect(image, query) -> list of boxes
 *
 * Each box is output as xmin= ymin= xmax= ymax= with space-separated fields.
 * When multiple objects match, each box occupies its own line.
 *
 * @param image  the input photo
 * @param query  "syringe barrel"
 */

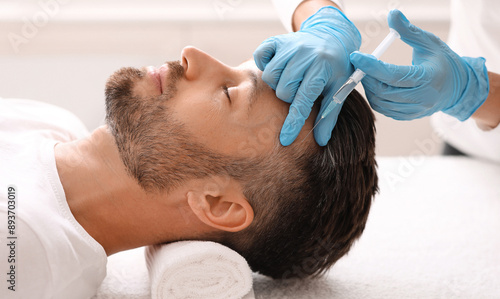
xmin=350 ymin=69 xmax=366 ymax=84
xmin=371 ymin=28 xmax=400 ymax=59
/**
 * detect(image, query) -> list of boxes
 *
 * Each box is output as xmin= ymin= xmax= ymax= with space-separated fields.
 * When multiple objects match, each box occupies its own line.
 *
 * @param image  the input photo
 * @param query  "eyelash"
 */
xmin=223 ymin=85 xmax=231 ymax=102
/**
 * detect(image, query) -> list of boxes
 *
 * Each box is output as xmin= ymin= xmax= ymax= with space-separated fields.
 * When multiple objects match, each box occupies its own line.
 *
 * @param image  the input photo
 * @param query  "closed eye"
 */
xmin=223 ymin=85 xmax=231 ymax=103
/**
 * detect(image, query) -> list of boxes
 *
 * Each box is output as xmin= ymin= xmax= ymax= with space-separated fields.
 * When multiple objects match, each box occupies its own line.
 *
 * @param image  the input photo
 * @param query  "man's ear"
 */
xmin=186 ymin=176 xmax=254 ymax=233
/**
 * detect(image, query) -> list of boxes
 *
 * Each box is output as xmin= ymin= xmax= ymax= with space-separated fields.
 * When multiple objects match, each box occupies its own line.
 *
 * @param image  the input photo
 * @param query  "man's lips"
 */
xmin=146 ymin=66 xmax=163 ymax=94
xmin=158 ymin=64 xmax=169 ymax=92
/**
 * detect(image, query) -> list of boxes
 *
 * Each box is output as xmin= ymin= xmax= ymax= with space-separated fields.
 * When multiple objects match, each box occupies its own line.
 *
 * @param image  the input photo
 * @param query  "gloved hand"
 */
xmin=350 ymin=9 xmax=489 ymax=122
xmin=253 ymin=6 xmax=361 ymax=146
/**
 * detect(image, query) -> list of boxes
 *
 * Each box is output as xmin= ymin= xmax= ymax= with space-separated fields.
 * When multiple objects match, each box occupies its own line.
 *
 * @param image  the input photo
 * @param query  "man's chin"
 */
xmin=105 ymin=67 xmax=143 ymax=103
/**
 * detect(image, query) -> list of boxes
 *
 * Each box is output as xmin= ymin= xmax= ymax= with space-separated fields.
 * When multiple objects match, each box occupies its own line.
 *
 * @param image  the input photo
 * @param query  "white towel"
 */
xmin=145 ymin=241 xmax=254 ymax=299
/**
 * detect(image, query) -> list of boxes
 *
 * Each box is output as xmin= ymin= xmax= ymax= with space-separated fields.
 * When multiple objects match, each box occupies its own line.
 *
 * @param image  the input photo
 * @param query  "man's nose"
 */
xmin=181 ymin=46 xmax=227 ymax=81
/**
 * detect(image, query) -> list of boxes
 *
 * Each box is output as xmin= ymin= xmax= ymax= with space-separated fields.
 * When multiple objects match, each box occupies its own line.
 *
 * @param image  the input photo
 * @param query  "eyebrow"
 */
xmin=246 ymin=69 xmax=259 ymax=114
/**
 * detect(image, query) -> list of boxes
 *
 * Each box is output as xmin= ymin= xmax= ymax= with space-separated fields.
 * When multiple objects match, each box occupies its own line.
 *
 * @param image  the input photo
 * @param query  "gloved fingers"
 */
xmin=360 ymin=75 xmax=413 ymax=103
xmin=261 ymin=54 xmax=289 ymax=91
xmin=253 ymin=37 xmax=277 ymax=72
xmin=388 ymin=9 xmax=442 ymax=51
xmin=361 ymin=74 xmax=433 ymax=106
xmin=366 ymin=89 xmax=423 ymax=120
xmin=363 ymin=88 xmax=391 ymax=114
xmin=350 ymin=52 xmax=424 ymax=88
xmin=314 ymin=101 xmax=342 ymax=146
xmin=280 ymin=102 xmax=311 ymax=146
xmin=369 ymin=100 xmax=416 ymax=120
xmin=383 ymin=110 xmax=424 ymax=120
xmin=371 ymin=97 xmax=421 ymax=113
xmin=259 ymin=41 xmax=300 ymax=91
xmin=279 ymin=68 xmax=325 ymax=146
xmin=274 ymin=54 xmax=310 ymax=103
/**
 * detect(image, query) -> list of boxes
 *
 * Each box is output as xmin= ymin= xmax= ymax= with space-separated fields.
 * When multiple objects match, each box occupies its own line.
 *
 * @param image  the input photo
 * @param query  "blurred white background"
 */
xmin=0 ymin=0 xmax=451 ymax=156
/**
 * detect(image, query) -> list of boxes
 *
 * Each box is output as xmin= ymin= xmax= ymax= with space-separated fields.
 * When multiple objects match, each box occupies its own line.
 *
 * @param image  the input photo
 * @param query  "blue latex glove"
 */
xmin=350 ymin=9 xmax=489 ymax=121
xmin=253 ymin=6 xmax=361 ymax=146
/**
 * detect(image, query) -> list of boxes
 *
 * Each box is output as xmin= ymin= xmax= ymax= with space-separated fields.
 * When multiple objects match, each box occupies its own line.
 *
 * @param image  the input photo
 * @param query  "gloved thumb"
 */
xmin=388 ymin=9 xmax=438 ymax=52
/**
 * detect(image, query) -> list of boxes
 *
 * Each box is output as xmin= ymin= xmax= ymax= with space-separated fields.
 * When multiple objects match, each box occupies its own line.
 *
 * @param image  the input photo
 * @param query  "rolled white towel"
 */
xmin=145 ymin=241 xmax=254 ymax=299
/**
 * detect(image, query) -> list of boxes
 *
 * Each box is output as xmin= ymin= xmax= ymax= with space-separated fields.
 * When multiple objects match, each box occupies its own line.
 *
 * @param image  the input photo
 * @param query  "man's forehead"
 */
xmin=239 ymin=58 xmax=258 ymax=70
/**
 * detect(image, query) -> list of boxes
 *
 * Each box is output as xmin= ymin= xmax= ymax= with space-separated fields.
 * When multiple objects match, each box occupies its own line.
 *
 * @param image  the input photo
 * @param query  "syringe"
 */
xmin=318 ymin=28 xmax=400 ymax=122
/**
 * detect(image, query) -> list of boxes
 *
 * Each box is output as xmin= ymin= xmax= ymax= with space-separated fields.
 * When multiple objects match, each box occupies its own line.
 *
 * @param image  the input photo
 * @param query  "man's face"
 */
xmin=104 ymin=46 xmax=315 ymax=191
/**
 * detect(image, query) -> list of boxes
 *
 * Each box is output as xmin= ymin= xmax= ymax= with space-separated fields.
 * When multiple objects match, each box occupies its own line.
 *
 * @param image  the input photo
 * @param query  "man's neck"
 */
xmin=53 ymin=126 xmax=205 ymax=255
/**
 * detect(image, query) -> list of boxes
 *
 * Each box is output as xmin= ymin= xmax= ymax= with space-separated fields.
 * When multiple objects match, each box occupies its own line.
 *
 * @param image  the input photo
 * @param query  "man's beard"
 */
xmin=103 ymin=60 xmax=199 ymax=193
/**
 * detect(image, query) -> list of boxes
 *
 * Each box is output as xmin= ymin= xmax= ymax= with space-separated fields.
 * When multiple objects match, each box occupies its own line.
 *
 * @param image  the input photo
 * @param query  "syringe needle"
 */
xmin=299 ymin=116 xmax=324 ymax=144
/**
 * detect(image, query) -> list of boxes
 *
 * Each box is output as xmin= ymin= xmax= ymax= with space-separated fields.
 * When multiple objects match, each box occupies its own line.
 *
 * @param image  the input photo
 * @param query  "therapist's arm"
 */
xmin=472 ymin=72 xmax=500 ymax=130
xmin=291 ymin=0 xmax=342 ymax=31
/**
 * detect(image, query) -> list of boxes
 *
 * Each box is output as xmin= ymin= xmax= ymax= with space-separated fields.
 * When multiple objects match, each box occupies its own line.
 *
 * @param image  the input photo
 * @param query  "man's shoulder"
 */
xmin=0 ymin=98 xmax=90 ymax=142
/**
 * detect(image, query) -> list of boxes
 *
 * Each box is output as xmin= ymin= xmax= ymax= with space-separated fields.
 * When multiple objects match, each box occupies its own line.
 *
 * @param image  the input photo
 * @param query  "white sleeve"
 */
xmin=271 ymin=0 xmax=345 ymax=32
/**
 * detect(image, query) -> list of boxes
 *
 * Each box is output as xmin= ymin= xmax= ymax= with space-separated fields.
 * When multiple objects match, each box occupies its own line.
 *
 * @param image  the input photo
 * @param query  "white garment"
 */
xmin=0 ymin=98 xmax=107 ymax=299
xmin=271 ymin=0 xmax=344 ymax=32
xmin=431 ymin=0 xmax=500 ymax=163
